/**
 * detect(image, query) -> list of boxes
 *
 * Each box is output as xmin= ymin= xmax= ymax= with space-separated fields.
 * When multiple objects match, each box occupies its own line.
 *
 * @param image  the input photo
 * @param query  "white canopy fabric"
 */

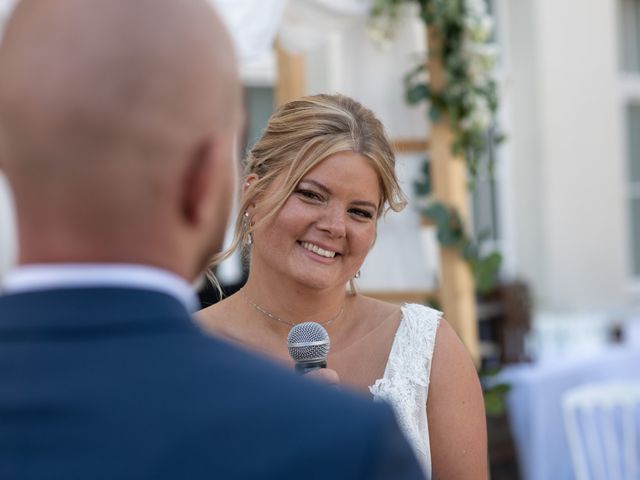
xmin=278 ymin=0 xmax=371 ymax=53
xmin=209 ymin=0 xmax=288 ymax=63
xmin=211 ymin=0 xmax=372 ymax=61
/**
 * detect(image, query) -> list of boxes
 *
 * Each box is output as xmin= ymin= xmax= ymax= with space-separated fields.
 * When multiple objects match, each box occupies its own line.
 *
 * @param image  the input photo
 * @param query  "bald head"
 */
xmin=0 ymin=0 xmax=239 ymax=166
xmin=0 ymin=0 xmax=242 ymax=277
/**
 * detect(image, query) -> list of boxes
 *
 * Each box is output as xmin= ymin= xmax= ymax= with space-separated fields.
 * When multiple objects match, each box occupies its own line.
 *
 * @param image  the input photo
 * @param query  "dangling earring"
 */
xmin=354 ymin=270 xmax=361 ymax=279
xmin=243 ymin=211 xmax=253 ymax=246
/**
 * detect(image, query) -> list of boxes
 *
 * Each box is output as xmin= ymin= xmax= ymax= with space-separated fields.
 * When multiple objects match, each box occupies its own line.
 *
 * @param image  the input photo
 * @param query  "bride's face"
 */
xmin=250 ymin=151 xmax=380 ymax=291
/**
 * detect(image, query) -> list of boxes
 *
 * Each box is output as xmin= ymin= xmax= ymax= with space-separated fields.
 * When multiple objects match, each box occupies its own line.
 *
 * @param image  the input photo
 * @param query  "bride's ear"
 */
xmin=243 ymin=174 xmax=259 ymax=195
xmin=241 ymin=174 xmax=260 ymax=215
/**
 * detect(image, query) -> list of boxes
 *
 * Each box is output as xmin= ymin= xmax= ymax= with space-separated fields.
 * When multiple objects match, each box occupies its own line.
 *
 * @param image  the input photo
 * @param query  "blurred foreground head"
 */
xmin=0 ymin=0 xmax=242 ymax=281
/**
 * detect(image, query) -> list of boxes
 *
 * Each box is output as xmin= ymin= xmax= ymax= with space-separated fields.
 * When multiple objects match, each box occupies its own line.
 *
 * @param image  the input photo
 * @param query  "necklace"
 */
xmin=240 ymin=288 xmax=345 ymax=327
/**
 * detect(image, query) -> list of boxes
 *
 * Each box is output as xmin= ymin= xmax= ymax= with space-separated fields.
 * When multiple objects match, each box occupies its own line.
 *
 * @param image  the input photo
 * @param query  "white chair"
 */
xmin=563 ymin=381 xmax=640 ymax=480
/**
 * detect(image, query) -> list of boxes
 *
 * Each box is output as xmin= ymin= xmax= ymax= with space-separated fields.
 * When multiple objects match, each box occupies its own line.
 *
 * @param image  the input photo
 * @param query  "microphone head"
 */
xmin=287 ymin=322 xmax=330 ymax=364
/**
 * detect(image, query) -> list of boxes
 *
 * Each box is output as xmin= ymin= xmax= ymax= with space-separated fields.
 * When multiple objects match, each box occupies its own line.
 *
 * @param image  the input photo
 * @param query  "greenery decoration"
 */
xmin=369 ymin=0 xmax=501 ymax=162
xmin=413 ymin=158 xmax=501 ymax=295
xmin=367 ymin=0 xmax=503 ymax=295
xmin=368 ymin=0 xmax=508 ymax=415
xmin=480 ymin=368 xmax=511 ymax=417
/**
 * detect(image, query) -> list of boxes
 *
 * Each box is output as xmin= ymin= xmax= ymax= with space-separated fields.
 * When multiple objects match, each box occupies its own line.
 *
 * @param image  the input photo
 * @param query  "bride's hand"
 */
xmin=304 ymin=368 xmax=340 ymax=387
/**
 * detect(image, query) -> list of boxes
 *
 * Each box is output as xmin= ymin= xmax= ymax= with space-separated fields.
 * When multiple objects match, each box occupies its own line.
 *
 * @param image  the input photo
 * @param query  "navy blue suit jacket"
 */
xmin=0 ymin=287 xmax=424 ymax=479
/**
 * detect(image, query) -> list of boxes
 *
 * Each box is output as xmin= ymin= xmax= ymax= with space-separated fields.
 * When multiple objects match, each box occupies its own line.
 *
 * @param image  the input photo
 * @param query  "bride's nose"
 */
xmin=316 ymin=205 xmax=346 ymax=238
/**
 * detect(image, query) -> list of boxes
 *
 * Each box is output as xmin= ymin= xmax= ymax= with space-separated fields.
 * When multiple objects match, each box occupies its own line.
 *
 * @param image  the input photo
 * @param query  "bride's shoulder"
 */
xmin=195 ymin=296 xmax=236 ymax=334
xmin=355 ymin=295 xmax=441 ymax=326
xmin=353 ymin=294 xmax=401 ymax=322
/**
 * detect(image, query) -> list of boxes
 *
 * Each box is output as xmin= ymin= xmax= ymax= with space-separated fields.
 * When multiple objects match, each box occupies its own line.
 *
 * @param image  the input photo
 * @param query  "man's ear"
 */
xmin=180 ymin=137 xmax=218 ymax=228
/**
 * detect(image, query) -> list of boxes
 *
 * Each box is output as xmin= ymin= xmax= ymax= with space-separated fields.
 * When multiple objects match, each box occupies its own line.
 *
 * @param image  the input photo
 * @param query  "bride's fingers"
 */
xmin=304 ymin=368 xmax=340 ymax=387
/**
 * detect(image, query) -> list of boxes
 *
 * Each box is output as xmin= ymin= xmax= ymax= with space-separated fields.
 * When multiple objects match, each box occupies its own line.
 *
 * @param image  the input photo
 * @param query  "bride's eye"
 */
xmin=349 ymin=208 xmax=374 ymax=219
xmin=296 ymin=189 xmax=324 ymax=202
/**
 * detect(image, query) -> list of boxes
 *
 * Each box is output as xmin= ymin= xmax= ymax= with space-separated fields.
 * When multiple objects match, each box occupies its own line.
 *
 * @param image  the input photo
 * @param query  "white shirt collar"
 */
xmin=2 ymin=263 xmax=200 ymax=312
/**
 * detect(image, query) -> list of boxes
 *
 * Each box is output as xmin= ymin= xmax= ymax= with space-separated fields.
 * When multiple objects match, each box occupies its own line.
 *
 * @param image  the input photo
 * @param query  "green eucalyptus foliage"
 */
xmin=372 ymin=0 xmax=504 ymax=296
xmin=414 ymin=157 xmax=502 ymax=296
xmin=373 ymin=0 xmax=509 ymax=414
xmin=480 ymin=368 xmax=511 ymax=417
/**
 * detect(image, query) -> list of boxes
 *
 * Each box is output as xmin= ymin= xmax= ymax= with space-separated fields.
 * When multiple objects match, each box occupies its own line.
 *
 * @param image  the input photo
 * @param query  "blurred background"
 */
xmin=1 ymin=1 xmax=640 ymax=479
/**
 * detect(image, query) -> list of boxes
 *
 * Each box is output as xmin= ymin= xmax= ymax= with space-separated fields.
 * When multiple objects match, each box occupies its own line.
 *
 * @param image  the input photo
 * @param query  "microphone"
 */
xmin=287 ymin=322 xmax=330 ymax=375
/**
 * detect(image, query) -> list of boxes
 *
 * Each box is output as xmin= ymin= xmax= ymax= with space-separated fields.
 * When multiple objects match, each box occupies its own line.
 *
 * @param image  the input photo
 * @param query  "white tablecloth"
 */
xmin=499 ymin=345 xmax=640 ymax=480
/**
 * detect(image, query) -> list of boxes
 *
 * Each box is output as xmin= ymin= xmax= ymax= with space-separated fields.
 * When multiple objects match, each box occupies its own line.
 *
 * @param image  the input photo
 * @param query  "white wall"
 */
xmin=496 ymin=0 xmax=544 ymax=290
xmin=506 ymin=0 xmax=629 ymax=310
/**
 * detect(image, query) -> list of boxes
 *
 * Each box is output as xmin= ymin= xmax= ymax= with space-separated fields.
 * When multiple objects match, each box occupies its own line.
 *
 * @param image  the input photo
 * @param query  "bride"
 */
xmin=198 ymin=93 xmax=487 ymax=479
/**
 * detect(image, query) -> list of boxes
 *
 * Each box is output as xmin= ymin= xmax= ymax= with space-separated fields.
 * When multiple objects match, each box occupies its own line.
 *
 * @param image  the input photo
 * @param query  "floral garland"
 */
xmin=369 ymin=0 xmax=501 ymax=172
xmin=367 ymin=0 xmax=503 ymax=294
xmin=369 ymin=2 xmax=511 ymax=413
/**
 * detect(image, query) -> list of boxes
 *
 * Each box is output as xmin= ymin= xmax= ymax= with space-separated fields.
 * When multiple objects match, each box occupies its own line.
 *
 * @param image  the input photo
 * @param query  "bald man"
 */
xmin=0 ymin=1 xmax=424 ymax=479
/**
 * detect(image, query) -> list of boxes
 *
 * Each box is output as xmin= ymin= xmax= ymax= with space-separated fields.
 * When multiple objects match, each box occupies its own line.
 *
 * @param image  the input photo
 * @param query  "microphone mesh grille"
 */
xmin=287 ymin=322 xmax=330 ymax=363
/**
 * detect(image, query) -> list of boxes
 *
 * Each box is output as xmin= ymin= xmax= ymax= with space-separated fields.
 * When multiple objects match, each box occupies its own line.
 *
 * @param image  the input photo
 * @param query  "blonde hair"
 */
xmin=209 ymin=93 xmax=407 ymax=290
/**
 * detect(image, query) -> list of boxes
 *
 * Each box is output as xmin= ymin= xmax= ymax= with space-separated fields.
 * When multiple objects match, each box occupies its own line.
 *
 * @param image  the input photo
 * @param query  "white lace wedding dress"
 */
xmin=369 ymin=303 xmax=441 ymax=478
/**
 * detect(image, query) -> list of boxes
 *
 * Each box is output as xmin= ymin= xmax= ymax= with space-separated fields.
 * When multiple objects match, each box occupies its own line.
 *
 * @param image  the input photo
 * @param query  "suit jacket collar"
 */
xmin=0 ymin=287 xmax=198 ymax=337
xmin=2 ymin=263 xmax=199 ymax=312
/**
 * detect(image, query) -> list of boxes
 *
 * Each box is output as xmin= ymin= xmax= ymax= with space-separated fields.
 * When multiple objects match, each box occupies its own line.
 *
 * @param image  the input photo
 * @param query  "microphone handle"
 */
xmin=294 ymin=360 xmax=327 ymax=375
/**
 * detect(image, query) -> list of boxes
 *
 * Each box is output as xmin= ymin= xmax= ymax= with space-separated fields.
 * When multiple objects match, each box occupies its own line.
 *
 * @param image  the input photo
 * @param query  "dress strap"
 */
xmin=368 ymin=303 xmax=442 ymax=479
xmin=383 ymin=303 xmax=441 ymax=387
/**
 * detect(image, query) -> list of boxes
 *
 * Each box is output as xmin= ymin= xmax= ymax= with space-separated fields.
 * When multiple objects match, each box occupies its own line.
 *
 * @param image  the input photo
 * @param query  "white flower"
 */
xmin=366 ymin=16 xmax=394 ymax=51
xmin=469 ymin=96 xmax=492 ymax=130
xmin=464 ymin=14 xmax=493 ymax=43
xmin=465 ymin=0 xmax=488 ymax=17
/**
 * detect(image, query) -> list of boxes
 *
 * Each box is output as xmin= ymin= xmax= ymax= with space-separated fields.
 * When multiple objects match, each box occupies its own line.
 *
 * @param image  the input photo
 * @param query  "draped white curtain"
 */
xmin=210 ymin=0 xmax=371 ymax=61
xmin=210 ymin=0 xmax=373 ymax=84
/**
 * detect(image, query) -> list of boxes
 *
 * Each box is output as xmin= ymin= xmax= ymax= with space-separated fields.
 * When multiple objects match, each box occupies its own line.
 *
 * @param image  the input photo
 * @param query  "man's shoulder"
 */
xmin=183 ymin=331 xmax=387 ymax=418
xmin=0 ymin=290 xmax=424 ymax=479
xmin=165 ymin=334 xmax=421 ymax=478
xmin=165 ymin=331 xmax=396 ymax=433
